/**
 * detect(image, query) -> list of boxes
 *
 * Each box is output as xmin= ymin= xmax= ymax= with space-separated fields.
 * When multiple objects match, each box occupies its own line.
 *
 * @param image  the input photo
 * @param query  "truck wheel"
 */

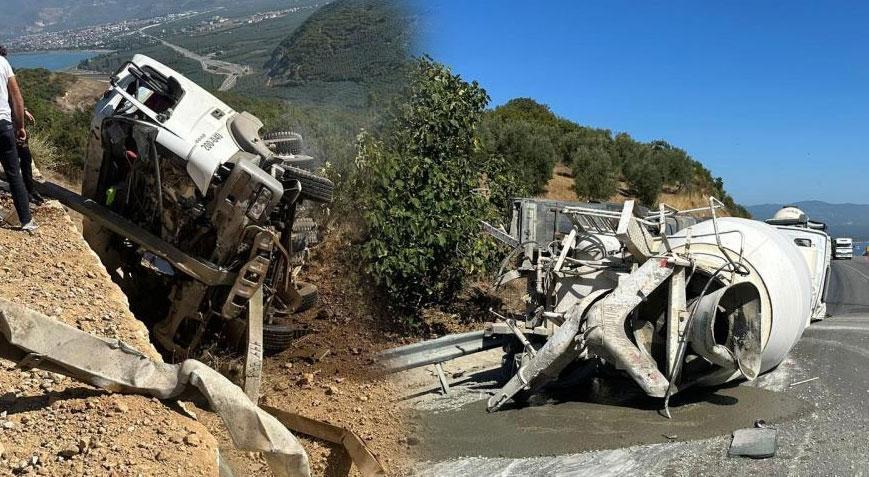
xmin=282 ymin=165 xmax=333 ymax=203
xmin=274 ymin=153 xmax=319 ymax=171
xmin=263 ymin=322 xmax=310 ymax=355
xmin=263 ymin=131 xmax=303 ymax=155
xmin=292 ymin=217 xmax=316 ymax=232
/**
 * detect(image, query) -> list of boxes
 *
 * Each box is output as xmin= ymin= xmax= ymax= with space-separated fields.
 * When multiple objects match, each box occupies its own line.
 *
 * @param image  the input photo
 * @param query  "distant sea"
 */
xmin=7 ymin=50 xmax=102 ymax=71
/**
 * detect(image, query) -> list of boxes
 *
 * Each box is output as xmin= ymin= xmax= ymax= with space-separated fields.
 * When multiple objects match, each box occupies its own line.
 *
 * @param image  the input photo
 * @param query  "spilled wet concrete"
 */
xmin=413 ymin=376 xmax=810 ymax=460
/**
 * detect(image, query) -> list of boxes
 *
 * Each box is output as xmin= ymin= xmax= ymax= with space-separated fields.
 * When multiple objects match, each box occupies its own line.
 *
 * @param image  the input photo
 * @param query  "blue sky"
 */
xmin=416 ymin=1 xmax=869 ymax=205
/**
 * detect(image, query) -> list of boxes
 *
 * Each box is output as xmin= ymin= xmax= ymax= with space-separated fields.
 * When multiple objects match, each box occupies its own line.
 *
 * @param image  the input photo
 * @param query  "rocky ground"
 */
xmin=0 ymin=191 xmax=417 ymax=476
xmin=251 ymin=227 xmax=414 ymax=476
xmin=0 ymin=198 xmax=218 ymax=476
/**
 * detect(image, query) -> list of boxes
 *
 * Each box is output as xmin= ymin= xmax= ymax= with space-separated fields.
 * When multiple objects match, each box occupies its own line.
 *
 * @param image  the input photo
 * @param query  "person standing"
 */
xmin=0 ymin=48 xmax=37 ymax=231
xmin=0 ymin=45 xmax=43 ymax=205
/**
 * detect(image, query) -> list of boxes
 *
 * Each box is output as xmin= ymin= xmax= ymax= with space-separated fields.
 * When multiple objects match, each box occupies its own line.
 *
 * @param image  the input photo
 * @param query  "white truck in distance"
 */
xmin=834 ymin=237 xmax=853 ymax=260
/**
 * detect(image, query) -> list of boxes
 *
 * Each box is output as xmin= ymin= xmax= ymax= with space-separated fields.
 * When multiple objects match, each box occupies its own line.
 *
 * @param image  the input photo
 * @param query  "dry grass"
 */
xmin=26 ymin=131 xmax=62 ymax=172
xmin=542 ymin=166 xmax=716 ymax=214
xmin=542 ymin=163 xmax=579 ymax=201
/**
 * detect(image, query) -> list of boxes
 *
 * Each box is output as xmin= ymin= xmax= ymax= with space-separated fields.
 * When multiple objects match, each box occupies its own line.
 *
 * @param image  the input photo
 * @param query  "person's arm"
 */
xmin=24 ymin=108 xmax=35 ymax=125
xmin=7 ymin=76 xmax=26 ymax=142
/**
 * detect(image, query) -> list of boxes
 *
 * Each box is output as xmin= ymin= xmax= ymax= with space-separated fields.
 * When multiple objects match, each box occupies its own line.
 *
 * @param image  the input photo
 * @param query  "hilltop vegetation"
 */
xmin=265 ymin=0 xmax=413 ymax=87
xmin=480 ymin=98 xmax=749 ymax=216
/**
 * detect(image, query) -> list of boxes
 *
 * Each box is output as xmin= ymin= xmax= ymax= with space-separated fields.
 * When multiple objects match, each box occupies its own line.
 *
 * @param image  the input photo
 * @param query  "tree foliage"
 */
xmin=569 ymin=146 xmax=617 ymax=200
xmin=480 ymin=97 xmax=747 ymax=214
xmin=351 ymin=58 xmax=512 ymax=317
xmin=479 ymin=116 xmax=557 ymax=194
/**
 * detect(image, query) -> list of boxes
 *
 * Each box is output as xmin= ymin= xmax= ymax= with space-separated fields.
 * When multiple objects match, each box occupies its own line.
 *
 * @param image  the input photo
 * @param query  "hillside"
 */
xmin=542 ymin=164 xmax=728 ymax=214
xmin=0 ymin=200 xmax=219 ymax=475
xmin=748 ymin=201 xmax=869 ymax=239
xmin=264 ymin=0 xmax=413 ymax=92
xmin=482 ymin=98 xmax=749 ymax=217
xmin=14 ymin=69 xmax=97 ymax=178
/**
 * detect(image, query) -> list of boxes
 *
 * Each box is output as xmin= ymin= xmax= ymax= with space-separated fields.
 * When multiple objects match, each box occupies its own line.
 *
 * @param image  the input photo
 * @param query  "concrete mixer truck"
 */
xmin=481 ymin=198 xmax=815 ymax=416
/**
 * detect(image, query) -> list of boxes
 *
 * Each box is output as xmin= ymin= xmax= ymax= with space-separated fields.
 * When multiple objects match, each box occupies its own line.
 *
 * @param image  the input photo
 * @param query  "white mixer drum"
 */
xmin=668 ymin=217 xmax=812 ymax=373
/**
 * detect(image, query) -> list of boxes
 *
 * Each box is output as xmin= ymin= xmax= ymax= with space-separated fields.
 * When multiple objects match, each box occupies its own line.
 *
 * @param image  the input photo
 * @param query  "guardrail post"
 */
xmin=433 ymin=362 xmax=450 ymax=394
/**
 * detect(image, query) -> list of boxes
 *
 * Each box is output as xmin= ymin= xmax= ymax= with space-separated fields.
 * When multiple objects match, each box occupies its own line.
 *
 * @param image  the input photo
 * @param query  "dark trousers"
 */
xmin=17 ymin=142 xmax=35 ymax=195
xmin=0 ymin=120 xmax=32 ymax=224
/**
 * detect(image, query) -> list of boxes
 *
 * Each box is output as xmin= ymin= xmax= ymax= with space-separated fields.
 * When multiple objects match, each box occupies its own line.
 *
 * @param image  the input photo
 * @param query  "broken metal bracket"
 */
xmin=487 ymin=289 xmax=608 ymax=412
xmin=666 ymin=268 xmax=688 ymax=377
xmin=243 ymin=287 xmax=264 ymax=402
xmin=262 ymin=405 xmax=386 ymax=477
xmin=481 ymin=220 xmax=519 ymax=248
xmin=615 ymin=200 xmax=661 ymax=262
xmin=433 ymin=362 xmax=450 ymax=394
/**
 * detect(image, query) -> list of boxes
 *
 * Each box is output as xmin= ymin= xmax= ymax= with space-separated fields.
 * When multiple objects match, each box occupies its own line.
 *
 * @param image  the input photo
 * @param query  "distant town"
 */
xmin=5 ymin=8 xmax=305 ymax=52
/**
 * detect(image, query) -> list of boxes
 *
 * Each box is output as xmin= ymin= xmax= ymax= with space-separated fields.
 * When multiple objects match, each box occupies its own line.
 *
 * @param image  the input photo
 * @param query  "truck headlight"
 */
xmin=247 ymin=186 xmax=273 ymax=221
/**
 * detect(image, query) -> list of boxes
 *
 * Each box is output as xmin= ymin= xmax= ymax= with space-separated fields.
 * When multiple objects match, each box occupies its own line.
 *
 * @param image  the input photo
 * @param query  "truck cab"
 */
xmin=765 ymin=206 xmax=832 ymax=322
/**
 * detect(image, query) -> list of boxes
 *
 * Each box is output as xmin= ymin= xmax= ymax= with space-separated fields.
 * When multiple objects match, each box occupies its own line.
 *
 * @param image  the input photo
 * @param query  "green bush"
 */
xmin=479 ymin=116 xmax=557 ymax=194
xmin=570 ymin=146 xmax=617 ymax=200
xmin=623 ymin=153 xmax=664 ymax=206
xmin=353 ymin=58 xmax=509 ymax=317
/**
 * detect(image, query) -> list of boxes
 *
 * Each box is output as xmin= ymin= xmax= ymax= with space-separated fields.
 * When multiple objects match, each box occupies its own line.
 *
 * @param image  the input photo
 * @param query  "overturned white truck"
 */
xmin=72 ymin=55 xmax=332 ymax=361
xmin=484 ymin=198 xmax=820 ymax=414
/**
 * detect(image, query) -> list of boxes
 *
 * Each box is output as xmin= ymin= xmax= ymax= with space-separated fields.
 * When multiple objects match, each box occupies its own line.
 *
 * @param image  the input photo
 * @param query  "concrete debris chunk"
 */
xmin=729 ymin=427 xmax=778 ymax=459
xmin=0 ymin=298 xmax=311 ymax=477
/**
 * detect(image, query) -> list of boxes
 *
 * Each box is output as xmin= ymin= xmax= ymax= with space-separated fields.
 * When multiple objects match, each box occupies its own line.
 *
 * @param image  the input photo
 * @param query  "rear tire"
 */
xmin=263 ymin=131 xmax=303 ymax=155
xmin=263 ymin=323 xmax=310 ymax=355
xmin=282 ymin=165 xmax=333 ymax=203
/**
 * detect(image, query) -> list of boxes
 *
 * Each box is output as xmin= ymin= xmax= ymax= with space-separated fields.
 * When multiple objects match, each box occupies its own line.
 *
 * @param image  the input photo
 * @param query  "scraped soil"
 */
xmin=0 ymin=192 xmax=416 ymax=476
xmin=0 ymin=198 xmax=218 ymax=476
xmin=55 ymin=76 xmax=107 ymax=113
xmin=251 ymin=226 xmax=415 ymax=476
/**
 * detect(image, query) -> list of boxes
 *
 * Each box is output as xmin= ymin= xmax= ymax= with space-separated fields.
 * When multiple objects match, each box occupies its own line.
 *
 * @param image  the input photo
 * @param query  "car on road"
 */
xmin=834 ymin=237 xmax=854 ymax=260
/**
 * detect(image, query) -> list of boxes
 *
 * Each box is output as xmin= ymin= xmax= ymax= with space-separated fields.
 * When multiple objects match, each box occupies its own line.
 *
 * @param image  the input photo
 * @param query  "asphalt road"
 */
xmin=827 ymin=256 xmax=869 ymax=315
xmin=138 ymin=12 xmax=249 ymax=91
xmin=408 ymin=257 xmax=869 ymax=476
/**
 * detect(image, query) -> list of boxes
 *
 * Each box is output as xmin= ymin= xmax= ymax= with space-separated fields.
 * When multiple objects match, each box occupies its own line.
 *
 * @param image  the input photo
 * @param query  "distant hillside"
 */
xmin=264 ymin=0 xmax=413 ymax=86
xmin=748 ymin=201 xmax=869 ymax=239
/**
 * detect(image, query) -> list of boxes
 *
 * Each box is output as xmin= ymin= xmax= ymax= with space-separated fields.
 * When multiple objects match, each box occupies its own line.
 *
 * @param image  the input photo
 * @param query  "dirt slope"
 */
xmin=0 ymin=197 xmax=218 ymax=476
xmin=543 ymin=163 xmax=726 ymax=213
xmin=55 ymin=76 xmax=107 ymax=113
